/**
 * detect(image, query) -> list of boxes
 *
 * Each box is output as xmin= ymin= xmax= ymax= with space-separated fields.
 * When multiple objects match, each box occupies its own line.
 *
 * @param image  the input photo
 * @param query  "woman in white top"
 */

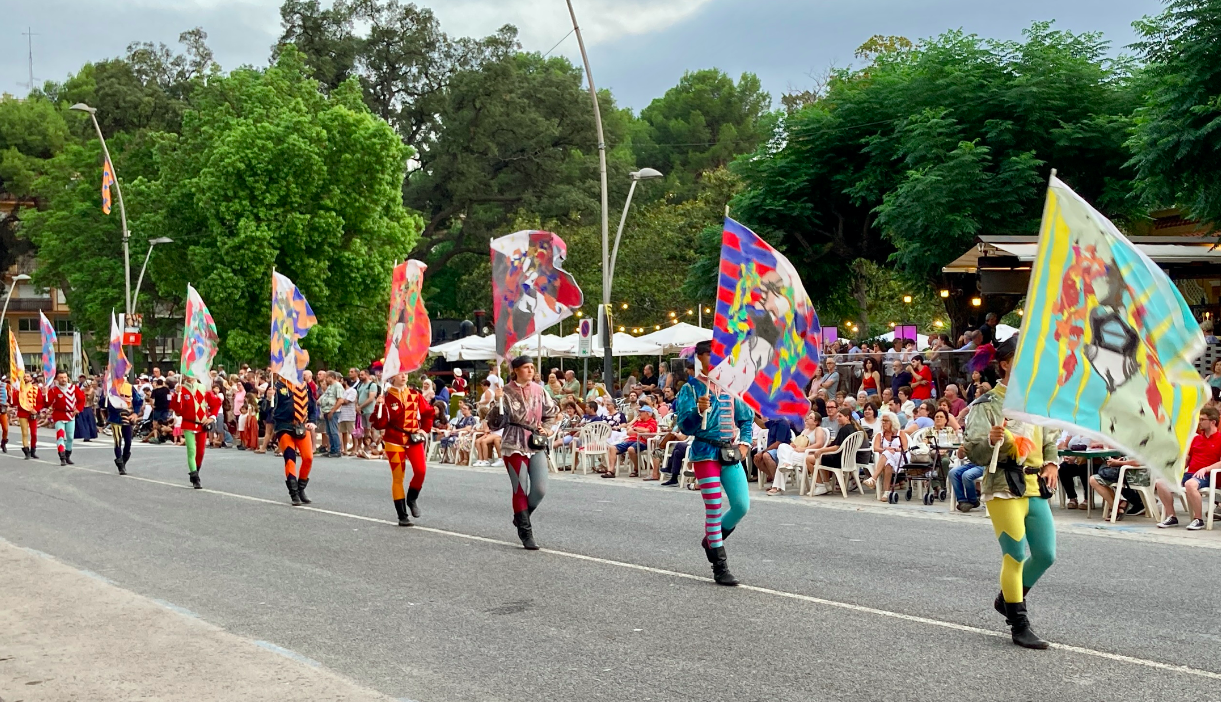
xmin=859 ymin=401 xmax=882 ymax=436
xmin=768 ymin=412 xmax=828 ymax=495
xmin=865 ymin=412 xmax=908 ymax=501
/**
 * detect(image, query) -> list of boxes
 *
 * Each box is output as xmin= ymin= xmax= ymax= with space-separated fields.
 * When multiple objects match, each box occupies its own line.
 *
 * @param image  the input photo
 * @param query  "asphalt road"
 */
xmin=0 ymin=439 xmax=1218 ymax=701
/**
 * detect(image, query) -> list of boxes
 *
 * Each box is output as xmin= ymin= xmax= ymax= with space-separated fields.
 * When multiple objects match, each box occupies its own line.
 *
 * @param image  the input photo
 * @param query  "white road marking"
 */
xmin=4 ymin=454 xmax=1221 ymax=682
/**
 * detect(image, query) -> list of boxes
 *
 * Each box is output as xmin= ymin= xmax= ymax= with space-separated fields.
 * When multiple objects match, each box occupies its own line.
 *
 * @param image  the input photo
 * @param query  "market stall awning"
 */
xmin=636 ymin=322 xmax=712 ymax=353
xmin=944 ymin=235 xmax=1221 ymax=275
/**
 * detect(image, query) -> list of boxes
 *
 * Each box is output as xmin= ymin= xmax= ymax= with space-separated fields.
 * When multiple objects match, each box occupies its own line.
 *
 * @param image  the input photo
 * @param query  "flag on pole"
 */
xmin=707 ymin=218 xmax=823 ymax=425
xmin=106 ymin=311 xmax=130 ymax=409
xmin=181 ymin=284 xmax=219 ymax=381
xmin=1004 ymin=174 xmax=1208 ymax=486
xmin=101 ymin=158 xmax=114 ymax=215
xmin=382 ymin=260 xmax=430 ymax=383
xmin=71 ymin=331 xmax=83 ymax=380
xmin=9 ymin=328 xmax=23 ymax=394
xmin=270 ymin=271 xmax=317 ymax=387
xmin=491 ymin=230 xmax=583 ymax=359
xmin=39 ymin=311 xmax=57 ymax=378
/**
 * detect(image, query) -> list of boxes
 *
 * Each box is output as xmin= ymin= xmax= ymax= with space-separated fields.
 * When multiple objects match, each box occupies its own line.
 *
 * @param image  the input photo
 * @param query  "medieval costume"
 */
xmin=370 ymin=378 xmax=434 ymax=526
xmin=104 ymin=379 xmax=143 ymax=475
xmin=171 ymin=380 xmax=223 ymax=489
xmin=272 ymin=376 xmax=319 ymax=506
xmin=46 ymin=377 xmax=85 ymax=465
xmin=0 ymin=380 xmax=9 ymax=453
xmin=15 ymin=376 xmax=44 ymax=460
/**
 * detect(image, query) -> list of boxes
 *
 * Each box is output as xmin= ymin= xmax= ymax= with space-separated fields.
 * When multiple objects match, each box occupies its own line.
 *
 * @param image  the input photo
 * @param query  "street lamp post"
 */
xmin=1 ymin=274 xmax=32 ymax=371
xmin=130 ymin=237 xmax=173 ymax=314
xmin=70 ymin=103 xmax=131 ymax=322
xmin=607 ymin=168 xmax=664 ymax=293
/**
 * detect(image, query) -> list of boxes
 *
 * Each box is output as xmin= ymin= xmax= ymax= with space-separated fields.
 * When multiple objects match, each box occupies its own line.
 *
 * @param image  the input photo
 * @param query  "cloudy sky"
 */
xmin=4 ymin=0 xmax=1165 ymax=110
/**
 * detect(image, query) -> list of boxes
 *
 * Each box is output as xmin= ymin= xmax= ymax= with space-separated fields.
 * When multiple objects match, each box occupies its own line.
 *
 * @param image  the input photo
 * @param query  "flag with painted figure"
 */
xmin=102 ymin=157 xmax=114 ymax=215
xmin=491 ymin=230 xmax=583 ymax=360
xmin=270 ymin=271 xmax=317 ymax=387
xmin=1004 ymin=175 xmax=1207 ymax=486
xmin=181 ymin=284 xmax=219 ymax=381
xmin=382 ymin=260 xmax=430 ymax=383
xmin=39 ymin=311 xmax=57 ymax=378
xmin=9 ymin=329 xmax=23 ymax=395
xmin=707 ymin=218 xmax=822 ymax=424
xmin=106 ymin=311 xmax=131 ymax=409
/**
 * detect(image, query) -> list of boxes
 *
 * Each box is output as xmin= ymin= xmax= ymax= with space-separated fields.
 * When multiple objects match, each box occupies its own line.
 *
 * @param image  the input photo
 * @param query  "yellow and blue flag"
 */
xmin=1005 ymin=175 xmax=1207 ymax=485
xmin=270 ymin=271 xmax=317 ymax=387
xmin=101 ymin=158 xmax=114 ymax=215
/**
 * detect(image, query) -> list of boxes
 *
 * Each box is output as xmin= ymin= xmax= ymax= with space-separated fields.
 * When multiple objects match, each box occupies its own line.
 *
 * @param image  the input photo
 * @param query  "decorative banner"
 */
xmin=106 ymin=311 xmax=131 ymax=409
xmin=270 ymin=271 xmax=317 ymax=387
xmin=1005 ymin=175 xmax=1207 ymax=486
xmin=708 ymin=218 xmax=822 ymax=424
xmin=9 ymin=329 xmax=23 ymax=394
xmin=72 ymin=331 xmax=83 ymax=379
xmin=102 ymin=157 xmax=114 ymax=215
xmin=39 ymin=311 xmax=57 ymax=378
xmin=382 ymin=260 xmax=430 ymax=383
xmin=181 ymin=284 xmax=219 ymax=381
xmin=491 ymin=230 xmax=583 ymax=359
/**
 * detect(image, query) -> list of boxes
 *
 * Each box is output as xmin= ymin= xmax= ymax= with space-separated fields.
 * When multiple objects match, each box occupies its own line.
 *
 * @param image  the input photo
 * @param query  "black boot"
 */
xmin=115 ymin=458 xmax=126 ymax=475
xmin=1001 ymin=601 xmax=1049 ymax=649
xmin=21 ymin=446 xmax=29 ymax=460
xmin=709 ymin=546 xmax=739 ymax=586
xmin=59 ymin=449 xmax=67 ymax=466
xmin=285 ymin=476 xmax=303 ymax=506
xmin=64 ymin=450 xmax=73 ymax=465
xmin=700 ymin=526 xmax=736 ymax=559
xmin=994 ymin=587 xmax=1031 ymax=617
xmin=2 ymin=438 xmax=7 ymax=453
xmin=513 ymin=511 xmax=538 ymax=550
xmin=297 ymin=478 xmax=312 ymax=504
xmin=394 ymin=499 xmax=413 ymax=527
xmin=405 ymin=487 xmax=421 ymax=518
xmin=189 ymin=471 xmax=202 ymax=489
xmin=30 ymin=447 xmax=38 ymax=460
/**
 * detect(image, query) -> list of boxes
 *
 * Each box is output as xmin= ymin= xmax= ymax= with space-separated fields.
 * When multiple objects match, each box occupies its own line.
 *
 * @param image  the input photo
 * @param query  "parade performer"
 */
xmin=171 ymin=379 xmax=222 ymax=489
xmin=0 ymin=377 xmax=9 ymax=453
xmin=487 ymin=356 xmax=557 ymax=550
xmin=963 ymin=336 xmax=1059 ymax=649
xmin=272 ymin=374 xmax=318 ymax=506
xmin=674 ymin=341 xmax=753 ymax=586
xmin=16 ymin=372 xmax=44 ymax=460
xmin=105 ymin=376 xmax=142 ymax=475
xmin=370 ymin=373 xmax=434 ymax=526
xmin=46 ymin=370 xmax=84 ymax=465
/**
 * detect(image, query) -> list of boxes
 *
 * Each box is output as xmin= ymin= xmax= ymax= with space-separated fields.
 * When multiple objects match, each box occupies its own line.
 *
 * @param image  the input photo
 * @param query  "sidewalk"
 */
xmin=0 ymin=539 xmax=394 ymax=702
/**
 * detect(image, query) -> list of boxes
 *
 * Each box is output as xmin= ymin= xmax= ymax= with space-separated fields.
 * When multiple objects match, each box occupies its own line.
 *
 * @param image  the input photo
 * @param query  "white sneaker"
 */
xmin=811 ymin=484 xmax=829 ymax=496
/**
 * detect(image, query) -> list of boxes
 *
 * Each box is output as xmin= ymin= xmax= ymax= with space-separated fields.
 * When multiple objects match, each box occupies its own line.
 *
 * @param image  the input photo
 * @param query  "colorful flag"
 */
xmin=106 ymin=311 xmax=130 ymax=409
xmin=9 ymin=329 xmax=23 ymax=393
xmin=181 ymin=284 xmax=219 ymax=381
xmin=1004 ymin=175 xmax=1207 ymax=485
xmin=707 ymin=218 xmax=822 ymax=424
xmin=382 ymin=260 xmax=430 ymax=383
xmin=270 ymin=271 xmax=317 ymax=387
xmin=39 ymin=311 xmax=57 ymax=378
xmin=71 ymin=331 xmax=84 ymax=380
xmin=102 ymin=158 xmax=114 ymax=215
xmin=491 ymin=230 xmax=583 ymax=359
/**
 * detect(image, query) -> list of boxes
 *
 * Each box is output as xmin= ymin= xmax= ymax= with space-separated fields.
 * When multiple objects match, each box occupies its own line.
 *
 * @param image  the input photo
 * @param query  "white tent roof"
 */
xmin=995 ymin=323 xmax=1019 ymax=341
xmin=552 ymin=332 xmax=664 ymax=357
xmin=427 ymin=334 xmax=569 ymax=362
xmin=878 ymin=330 xmax=930 ymax=349
xmin=637 ymin=322 xmax=712 ymax=353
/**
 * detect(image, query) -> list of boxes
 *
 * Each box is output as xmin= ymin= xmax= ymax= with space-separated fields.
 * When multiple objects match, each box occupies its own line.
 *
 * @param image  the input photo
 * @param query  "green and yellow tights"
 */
xmin=986 ymin=496 xmax=1055 ymax=649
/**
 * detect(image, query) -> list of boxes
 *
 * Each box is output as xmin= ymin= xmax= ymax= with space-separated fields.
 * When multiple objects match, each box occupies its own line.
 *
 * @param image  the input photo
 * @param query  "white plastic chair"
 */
xmin=802 ymin=432 xmax=866 ymax=498
xmin=1109 ymin=465 xmax=1159 ymax=523
xmin=1200 ymin=468 xmax=1221 ymax=530
xmin=574 ymin=422 xmax=612 ymax=475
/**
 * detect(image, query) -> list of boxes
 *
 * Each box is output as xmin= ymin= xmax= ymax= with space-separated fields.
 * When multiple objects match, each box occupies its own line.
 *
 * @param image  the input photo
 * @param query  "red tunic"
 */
xmin=15 ymin=383 xmax=44 ymax=419
xmin=46 ymin=384 xmax=85 ymax=422
xmin=371 ymin=386 xmax=434 ymax=447
xmin=171 ymin=386 xmax=223 ymax=432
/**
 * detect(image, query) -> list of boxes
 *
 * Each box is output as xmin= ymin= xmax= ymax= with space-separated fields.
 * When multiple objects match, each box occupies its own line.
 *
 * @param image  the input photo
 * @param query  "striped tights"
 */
xmin=692 ymin=460 xmax=750 ymax=548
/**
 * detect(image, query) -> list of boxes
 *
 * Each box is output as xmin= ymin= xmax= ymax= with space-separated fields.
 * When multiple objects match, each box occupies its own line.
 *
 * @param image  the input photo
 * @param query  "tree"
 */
xmin=1128 ymin=0 xmax=1221 ymax=228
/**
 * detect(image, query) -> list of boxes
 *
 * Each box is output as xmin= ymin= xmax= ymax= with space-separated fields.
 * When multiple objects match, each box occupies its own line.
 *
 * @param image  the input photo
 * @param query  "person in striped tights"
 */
xmin=272 ymin=375 xmax=319 ymax=506
xmin=673 ymin=341 xmax=754 ymax=586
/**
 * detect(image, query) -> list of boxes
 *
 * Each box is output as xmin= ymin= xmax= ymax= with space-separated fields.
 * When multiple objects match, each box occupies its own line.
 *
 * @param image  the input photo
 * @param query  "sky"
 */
xmin=4 ymin=0 xmax=1166 ymax=110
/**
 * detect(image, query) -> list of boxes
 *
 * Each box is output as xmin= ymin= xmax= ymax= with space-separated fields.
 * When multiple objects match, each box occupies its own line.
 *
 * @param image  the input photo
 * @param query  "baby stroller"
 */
xmin=888 ymin=431 xmax=949 ymax=505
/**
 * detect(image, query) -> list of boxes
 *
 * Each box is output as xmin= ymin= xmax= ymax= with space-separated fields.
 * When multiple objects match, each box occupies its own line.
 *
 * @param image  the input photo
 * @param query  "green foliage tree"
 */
xmin=1128 ymin=0 xmax=1221 ymax=228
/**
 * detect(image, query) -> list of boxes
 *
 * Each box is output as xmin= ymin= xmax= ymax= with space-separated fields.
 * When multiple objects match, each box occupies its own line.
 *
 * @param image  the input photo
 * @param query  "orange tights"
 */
xmin=278 ymin=433 xmax=314 ymax=479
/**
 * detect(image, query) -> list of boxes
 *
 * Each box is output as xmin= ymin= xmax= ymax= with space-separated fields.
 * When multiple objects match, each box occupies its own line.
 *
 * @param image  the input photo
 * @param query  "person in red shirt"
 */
xmin=1154 ymin=406 xmax=1221 ymax=530
xmin=605 ymin=403 xmax=659 ymax=478
xmin=371 ymin=373 xmax=434 ymax=526
xmin=909 ymin=355 xmax=934 ymax=401
xmin=15 ymin=372 xmax=45 ymax=460
xmin=170 ymin=378 xmax=223 ymax=489
xmin=46 ymin=370 xmax=85 ymax=465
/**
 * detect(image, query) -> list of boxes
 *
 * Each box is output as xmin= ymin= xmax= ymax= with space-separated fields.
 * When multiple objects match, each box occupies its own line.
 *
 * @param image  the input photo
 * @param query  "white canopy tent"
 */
xmin=551 ymin=332 xmax=663 ymax=357
xmin=878 ymin=330 xmax=931 ymax=349
xmin=427 ymin=333 xmax=569 ymax=362
xmin=637 ymin=322 xmax=712 ymax=353
xmin=995 ymin=323 xmax=1020 ymax=341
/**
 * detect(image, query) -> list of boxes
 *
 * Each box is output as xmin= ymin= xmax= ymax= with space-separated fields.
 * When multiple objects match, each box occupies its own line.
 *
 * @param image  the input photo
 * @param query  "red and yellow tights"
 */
xmin=386 ymin=441 xmax=427 ymax=518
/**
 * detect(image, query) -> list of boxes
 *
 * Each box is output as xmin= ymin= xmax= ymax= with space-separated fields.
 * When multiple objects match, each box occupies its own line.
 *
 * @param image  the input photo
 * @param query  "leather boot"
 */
xmin=394 ymin=499 xmax=413 ymax=527
xmin=513 ymin=511 xmax=538 ymax=550
xmin=297 ymin=478 xmax=312 ymax=504
xmin=59 ymin=449 xmax=67 ymax=466
xmin=700 ymin=526 xmax=736 ymax=560
xmin=189 ymin=472 xmax=202 ymax=489
xmin=64 ymin=450 xmax=73 ymax=465
xmin=710 ymin=546 xmax=739 ymax=586
xmin=994 ymin=587 xmax=1030 ymax=617
xmin=405 ymin=487 xmax=421 ymax=518
xmin=30 ymin=447 xmax=38 ymax=460
xmin=1002 ymin=601 xmax=1049 ymax=649
xmin=115 ymin=458 xmax=126 ymax=475
xmin=285 ymin=476 xmax=303 ymax=506
xmin=21 ymin=446 xmax=29 ymax=460
xmin=2 ymin=438 xmax=7 ymax=453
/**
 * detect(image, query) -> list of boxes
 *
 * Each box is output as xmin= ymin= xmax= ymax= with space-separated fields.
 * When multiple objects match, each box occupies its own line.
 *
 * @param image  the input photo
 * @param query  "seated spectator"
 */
xmin=949 ymin=448 xmax=985 ymax=511
xmin=806 ymin=409 xmax=861 ymax=496
xmin=753 ymin=415 xmax=797 ymax=488
xmin=767 ymin=412 xmax=828 ymax=495
xmin=943 ymin=384 xmax=967 ymax=416
xmin=561 ymin=370 xmax=581 ymax=399
xmin=842 ymin=396 xmax=862 ymax=422
xmin=1057 ymin=433 xmax=1093 ymax=510
xmin=1154 ymin=406 xmax=1221 ymax=530
xmin=473 ymin=406 xmax=502 ymax=466
xmin=550 ymin=401 xmax=584 ymax=452
xmin=821 ymin=358 xmax=841 ymax=394
xmin=886 ymin=397 xmax=908 ymax=429
xmin=1203 ymin=320 xmax=1219 ymax=345
xmin=604 ymin=404 xmax=658 ymax=478
xmin=931 ymin=407 xmax=959 ymax=434
xmin=444 ymin=403 xmax=479 ymax=463
xmin=1090 ymin=456 xmax=1148 ymax=521
xmin=859 ymin=401 xmax=882 ymax=435
xmin=903 ymin=401 xmax=935 ymax=436
xmin=822 ymin=399 xmax=840 ymax=440
xmin=865 ymin=412 xmax=908 ymax=501
xmin=897 ymin=386 xmax=915 ymax=417
xmin=545 ymin=372 xmax=564 ymax=402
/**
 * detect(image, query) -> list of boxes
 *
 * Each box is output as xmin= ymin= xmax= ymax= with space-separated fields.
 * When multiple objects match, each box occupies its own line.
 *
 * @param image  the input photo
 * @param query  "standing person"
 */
xmin=962 ymin=335 xmax=1060 ymax=650
xmin=46 ymin=371 xmax=84 ymax=465
xmin=16 ymin=372 xmax=44 ymax=460
xmin=673 ymin=341 xmax=754 ymax=586
xmin=171 ymin=379 xmax=222 ymax=489
xmin=74 ymin=379 xmax=99 ymax=442
xmin=256 ymin=386 xmax=275 ymax=454
xmin=104 ymin=377 xmax=143 ymax=475
xmin=338 ymin=377 xmax=357 ymax=456
xmin=355 ymin=369 xmax=379 ymax=458
xmin=487 ymin=356 xmax=557 ymax=550
xmin=909 ymin=355 xmax=934 ymax=401
xmin=370 ymin=373 xmax=434 ymax=526
xmin=449 ymin=367 xmax=468 ymax=416
xmin=148 ymin=378 xmax=172 ymax=443
xmin=0 ymin=376 xmax=9 ymax=453
xmin=272 ymin=374 xmax=319 ymax=506
xmin=318 ymin=371 xmax=343 ymax=458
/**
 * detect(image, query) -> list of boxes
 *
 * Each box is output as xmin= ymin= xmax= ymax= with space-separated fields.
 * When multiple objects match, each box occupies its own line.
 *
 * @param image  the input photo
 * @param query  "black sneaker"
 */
xmin=1186 ymin=518 xmax=1206 ymax=531
xmin=1156 ymin=516 xmax=1179 ymax=528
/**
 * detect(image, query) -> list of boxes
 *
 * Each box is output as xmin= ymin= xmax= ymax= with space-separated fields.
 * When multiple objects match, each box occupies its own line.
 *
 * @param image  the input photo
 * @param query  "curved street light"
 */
xmin=131 ymin=237 xmax=174 ymax=315
xmin=607 ymin=168 xmax=664 ymax=295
